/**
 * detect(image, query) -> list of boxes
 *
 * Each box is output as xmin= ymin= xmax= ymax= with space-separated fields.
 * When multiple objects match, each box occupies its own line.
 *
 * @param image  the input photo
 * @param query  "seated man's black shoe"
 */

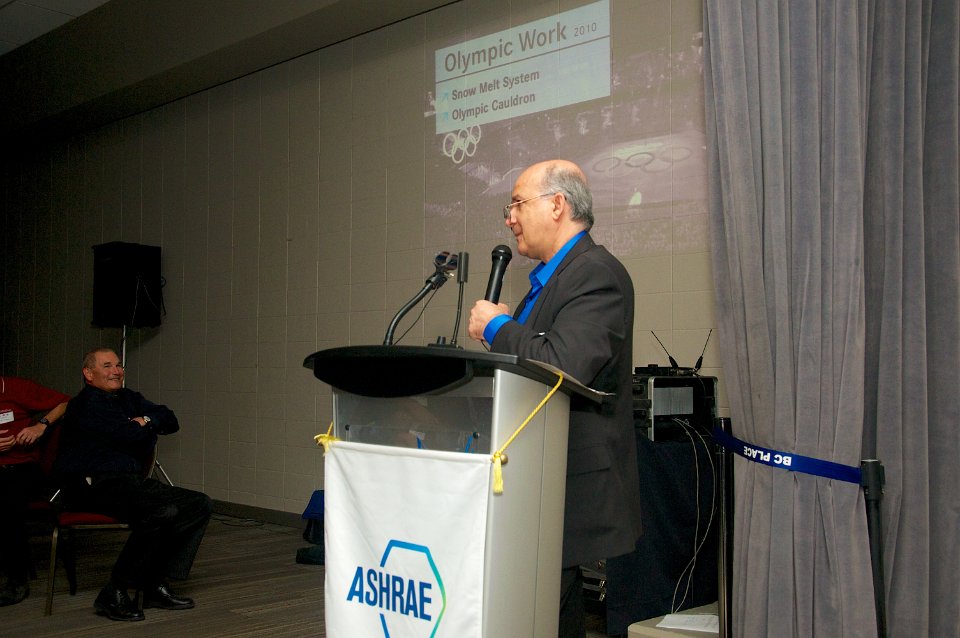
xmin=143 ymin=582 xmax=195 ymax=610
xmin=0 ymin=581 xmax=29 ymax=607
xmin=94 ymin=584 xmax=145 ymax=621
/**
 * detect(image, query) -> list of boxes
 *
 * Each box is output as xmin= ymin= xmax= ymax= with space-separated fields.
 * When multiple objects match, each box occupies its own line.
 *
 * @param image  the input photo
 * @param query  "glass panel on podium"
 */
xmin=336 ymin=377 xmax=493 ymax=454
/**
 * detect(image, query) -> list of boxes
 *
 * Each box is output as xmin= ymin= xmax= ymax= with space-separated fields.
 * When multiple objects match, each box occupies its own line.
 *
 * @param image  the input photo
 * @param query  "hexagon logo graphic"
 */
xmin=379 ymin=540 xmax=446 ymax=637
xmin=345 ymin=539 xmax=446 ymax=637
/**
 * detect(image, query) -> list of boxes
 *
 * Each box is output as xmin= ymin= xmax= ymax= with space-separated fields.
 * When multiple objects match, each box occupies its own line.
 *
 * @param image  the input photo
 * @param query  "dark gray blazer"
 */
xmin=492 ymin=233 xmax=642 ymax=567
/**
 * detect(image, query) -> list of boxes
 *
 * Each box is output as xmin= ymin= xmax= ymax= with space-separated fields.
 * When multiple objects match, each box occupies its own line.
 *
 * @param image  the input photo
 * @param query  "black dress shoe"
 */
xmin=0 ymin=582 xmax=29 ymax=607
xmin=143 ymin=582 xmax=195 ymax=610
xmin=94 ymin=584 xmax=145 ymax=621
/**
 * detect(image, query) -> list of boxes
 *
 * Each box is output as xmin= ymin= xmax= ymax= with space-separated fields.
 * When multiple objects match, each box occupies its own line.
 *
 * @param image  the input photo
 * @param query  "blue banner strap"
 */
xmin=712 ymin=427 xmax=862 ymax=484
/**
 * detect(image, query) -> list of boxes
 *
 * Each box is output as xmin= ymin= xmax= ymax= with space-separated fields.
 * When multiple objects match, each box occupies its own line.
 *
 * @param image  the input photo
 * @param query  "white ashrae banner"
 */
xmin=324 ymin=441 xmax=491 ymax=638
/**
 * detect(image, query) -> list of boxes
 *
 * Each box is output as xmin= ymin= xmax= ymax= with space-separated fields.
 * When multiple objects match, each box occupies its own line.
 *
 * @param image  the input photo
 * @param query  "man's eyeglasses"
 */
xmin=502 ymin=193 xmax=555 ymax=219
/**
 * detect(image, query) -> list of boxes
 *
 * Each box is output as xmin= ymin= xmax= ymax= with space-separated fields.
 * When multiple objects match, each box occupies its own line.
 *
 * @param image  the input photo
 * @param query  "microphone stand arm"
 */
xmin=383 ymin=272 xmax=447 ymax=345
xmin=450 ymin=250 xmax=468 ymax=347
xmin=450 ymin=280 xmax=465 ymax=347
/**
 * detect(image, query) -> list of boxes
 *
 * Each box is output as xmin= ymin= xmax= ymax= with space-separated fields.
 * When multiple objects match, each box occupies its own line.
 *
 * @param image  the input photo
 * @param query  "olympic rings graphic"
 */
xmin=592 ymin=145 xmax=693 ymax=174
xmin=442 ymin=126 xmax=482 ymax=164
xmin=593 ymin=157 xmax=621 ymax=173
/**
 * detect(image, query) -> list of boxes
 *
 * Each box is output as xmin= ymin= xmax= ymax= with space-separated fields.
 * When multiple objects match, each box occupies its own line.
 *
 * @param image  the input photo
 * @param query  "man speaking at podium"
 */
xmin=468 ymin=160 xmax=642 ymax=638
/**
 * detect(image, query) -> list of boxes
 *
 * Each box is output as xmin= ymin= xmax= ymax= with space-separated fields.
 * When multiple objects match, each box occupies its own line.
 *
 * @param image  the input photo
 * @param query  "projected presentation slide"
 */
xmin=424 ymin=0 xmax=705 ymax=259
xmin=435 ymin=2 xmax=612 ymax=134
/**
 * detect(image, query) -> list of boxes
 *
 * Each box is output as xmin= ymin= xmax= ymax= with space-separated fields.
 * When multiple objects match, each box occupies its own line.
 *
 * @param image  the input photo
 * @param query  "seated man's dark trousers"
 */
xmin=0 ymin=463 xmax=44 ymax=590
xmin=65 ymin=474 xmax=213 ymax=590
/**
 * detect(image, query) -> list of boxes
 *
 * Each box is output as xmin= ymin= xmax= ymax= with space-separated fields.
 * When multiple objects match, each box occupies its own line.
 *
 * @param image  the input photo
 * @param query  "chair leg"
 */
xmin=45 ymin=525 xmax=59 ymax=616
xmin=62 ymin=529 xmax=78 ymax=596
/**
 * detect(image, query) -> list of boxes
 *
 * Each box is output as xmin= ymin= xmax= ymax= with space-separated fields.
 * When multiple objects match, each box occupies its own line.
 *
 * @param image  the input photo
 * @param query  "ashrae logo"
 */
xmin=346 ymin=539 xmax=446 ymax=637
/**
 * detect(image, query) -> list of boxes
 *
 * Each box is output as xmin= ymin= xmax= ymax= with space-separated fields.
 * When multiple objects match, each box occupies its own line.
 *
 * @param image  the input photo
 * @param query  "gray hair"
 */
xmin=82 ymin=347 xmax=116 ymax=369
xmin=539 ymin=164 xmax=594 ymax=229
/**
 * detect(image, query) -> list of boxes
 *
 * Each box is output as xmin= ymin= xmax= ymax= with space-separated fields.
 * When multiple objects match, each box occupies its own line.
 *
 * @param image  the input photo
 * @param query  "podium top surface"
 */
xmin=303 ymin=345 xmax=602 ymax=402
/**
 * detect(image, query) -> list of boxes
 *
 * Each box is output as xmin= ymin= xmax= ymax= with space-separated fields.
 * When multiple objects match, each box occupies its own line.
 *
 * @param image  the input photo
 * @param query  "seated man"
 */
xmin=55 ymin=348 xmax=213 ymax=622
xmin=0 ymin=376 xmax=69 ymax=607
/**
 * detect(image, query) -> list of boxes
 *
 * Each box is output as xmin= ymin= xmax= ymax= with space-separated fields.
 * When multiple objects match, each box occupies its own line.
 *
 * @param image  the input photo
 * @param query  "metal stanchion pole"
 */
xmin=861 ymin=459 xmax=886 ymax=638
xmin=715 ymin=417 xmax=733 ymax=638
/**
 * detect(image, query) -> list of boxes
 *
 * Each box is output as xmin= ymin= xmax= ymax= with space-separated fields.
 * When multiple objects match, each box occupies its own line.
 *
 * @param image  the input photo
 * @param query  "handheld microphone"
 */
xmin=484 ymin=245 xmax=512 ymax=303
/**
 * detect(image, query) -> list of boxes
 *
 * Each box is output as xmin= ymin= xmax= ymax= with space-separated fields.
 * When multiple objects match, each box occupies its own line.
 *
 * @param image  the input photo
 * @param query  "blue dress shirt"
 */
xmin=483 ymin=230 xmax=588 ymax=344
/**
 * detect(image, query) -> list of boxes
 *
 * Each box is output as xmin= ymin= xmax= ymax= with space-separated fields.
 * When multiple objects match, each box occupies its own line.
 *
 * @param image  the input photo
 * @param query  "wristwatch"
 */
xmin=142 ymin=416 xmax=152 ymax=424
xmin=39 ymin=417 xmax=51 ymax=426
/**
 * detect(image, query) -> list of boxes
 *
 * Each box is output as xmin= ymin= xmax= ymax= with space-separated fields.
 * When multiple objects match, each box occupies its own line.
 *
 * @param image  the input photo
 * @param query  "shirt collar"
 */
xmin=529 ymin=230 xmax=588 ymax=289
xmin=85 ymin=384 xmax=120 ymax=398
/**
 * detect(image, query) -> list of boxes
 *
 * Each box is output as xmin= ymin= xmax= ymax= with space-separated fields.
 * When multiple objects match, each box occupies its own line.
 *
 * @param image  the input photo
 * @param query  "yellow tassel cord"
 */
xmin=491 ymin=372 xmax=564 ymax=495
xmin=314 ymin=422 xmax=339 ymax=455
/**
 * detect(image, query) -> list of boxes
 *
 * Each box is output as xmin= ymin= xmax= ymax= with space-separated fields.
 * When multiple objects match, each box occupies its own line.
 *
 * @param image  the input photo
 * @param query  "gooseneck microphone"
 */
xmin=383 ymin=252 xmax=457 ymax=346
xmin=484 ymin=245 xmax=513 ymax=303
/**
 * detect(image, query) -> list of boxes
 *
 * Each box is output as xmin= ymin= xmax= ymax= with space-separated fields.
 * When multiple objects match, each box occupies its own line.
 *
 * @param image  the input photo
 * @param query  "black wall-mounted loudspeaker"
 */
xmin=92 ymin=242 xmax=164 ymax=328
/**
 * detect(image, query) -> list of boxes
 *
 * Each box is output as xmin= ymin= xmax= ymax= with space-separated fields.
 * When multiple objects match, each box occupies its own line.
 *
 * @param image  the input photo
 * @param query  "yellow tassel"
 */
xmin=314 ymin=422 xmax=339 ymax=455
xmin=489 ymin=372 xmax=563 ymax=496
xmin=493 ymin=453 xmax=504 ymax=495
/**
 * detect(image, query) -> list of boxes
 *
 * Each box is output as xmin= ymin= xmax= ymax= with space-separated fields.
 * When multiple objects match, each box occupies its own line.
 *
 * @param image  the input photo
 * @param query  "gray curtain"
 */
xmin=862 ymin=1 xmax=960 ymax=636
xmin=703 ymin=0 xmax=958 ymax=636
